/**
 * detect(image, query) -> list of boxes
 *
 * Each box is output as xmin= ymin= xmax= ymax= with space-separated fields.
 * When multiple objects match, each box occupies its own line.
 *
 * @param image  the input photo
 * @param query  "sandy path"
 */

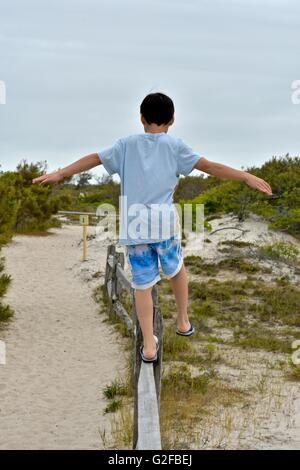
xmin=0 ymin=225 xmax=127 ymax=450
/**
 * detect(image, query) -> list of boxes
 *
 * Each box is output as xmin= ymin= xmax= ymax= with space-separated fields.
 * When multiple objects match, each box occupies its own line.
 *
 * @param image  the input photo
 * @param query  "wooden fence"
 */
xmin=104 ymin=244 xmax=163 ymax=450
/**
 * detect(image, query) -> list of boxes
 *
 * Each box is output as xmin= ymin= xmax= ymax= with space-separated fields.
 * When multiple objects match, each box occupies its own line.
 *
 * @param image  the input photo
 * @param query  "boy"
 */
xmin=33 ymin=92 xmax=272 ymax=363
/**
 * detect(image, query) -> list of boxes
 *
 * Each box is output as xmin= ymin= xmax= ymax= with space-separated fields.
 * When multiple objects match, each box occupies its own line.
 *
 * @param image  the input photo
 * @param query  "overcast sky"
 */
xmin=0 ymin=0 xmax=299 ymax=179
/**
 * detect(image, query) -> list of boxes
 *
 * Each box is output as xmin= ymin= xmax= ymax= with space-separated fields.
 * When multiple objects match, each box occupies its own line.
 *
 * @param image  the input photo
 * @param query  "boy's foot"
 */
xmin=176 ymin=321 xmax=195 ymax=336
xmin=140 ymin=335 xmax=159 ymax=363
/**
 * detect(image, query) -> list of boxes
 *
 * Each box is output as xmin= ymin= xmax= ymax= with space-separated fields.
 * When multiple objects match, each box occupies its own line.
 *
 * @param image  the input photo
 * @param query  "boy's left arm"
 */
xmin=194 ymin=157 xmax=272 ymax=196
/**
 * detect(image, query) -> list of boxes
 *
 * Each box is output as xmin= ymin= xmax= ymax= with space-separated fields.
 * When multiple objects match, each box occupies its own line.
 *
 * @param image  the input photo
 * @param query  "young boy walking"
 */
xmin=33 ymin=92 xmax=272 ymax=363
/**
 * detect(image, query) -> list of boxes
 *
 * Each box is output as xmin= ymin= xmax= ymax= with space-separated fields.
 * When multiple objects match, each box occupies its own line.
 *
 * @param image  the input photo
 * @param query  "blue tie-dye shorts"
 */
xmin=125 ymin=234 xmax=183 ymax=290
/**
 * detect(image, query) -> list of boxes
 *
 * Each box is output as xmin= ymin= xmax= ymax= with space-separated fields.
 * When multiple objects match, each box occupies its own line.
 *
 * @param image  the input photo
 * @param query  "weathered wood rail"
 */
xmin=104 ymin=244 xmax=163 ymax=450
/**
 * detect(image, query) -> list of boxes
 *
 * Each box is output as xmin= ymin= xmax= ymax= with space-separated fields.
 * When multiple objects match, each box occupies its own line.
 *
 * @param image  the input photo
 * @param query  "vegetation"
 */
xmin=258 ymin=240 xmax=299 ymax=262
xmin=97 ymin=232 xmax=300 ymax=449
xmin=1 ymin=153 xmax=299 ymax=445
xmin=57 ymin=174 xmax=120 ymax=213
xmin=1 ymin=153 xmax=299 ymax=241
xmin=0 ymin=160 xmax=68 ymax=244
xmin=177 ymin=154 xmax=300 ymax=237
xmin=0 ymin=257 xmax=13 ymax=322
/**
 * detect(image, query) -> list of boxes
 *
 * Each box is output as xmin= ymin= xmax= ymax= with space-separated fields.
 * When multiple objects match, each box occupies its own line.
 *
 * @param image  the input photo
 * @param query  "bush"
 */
xmin=0 ymin=256 xmax=13 ymax=322
xmin=0 ymin=172 xmax=19 ymax=246
xmin=0 ymin=160 xmax=69 ymax=240
xmin=259 ymin=241 xmax=299 ymax=261
xmin=180 ymin=155 xmax=300 ymax=236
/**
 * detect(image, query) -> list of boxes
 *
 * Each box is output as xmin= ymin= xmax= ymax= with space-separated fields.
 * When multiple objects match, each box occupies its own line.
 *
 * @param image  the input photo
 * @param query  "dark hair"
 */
xmin=140 ymin=92 xmax=174 ymax=125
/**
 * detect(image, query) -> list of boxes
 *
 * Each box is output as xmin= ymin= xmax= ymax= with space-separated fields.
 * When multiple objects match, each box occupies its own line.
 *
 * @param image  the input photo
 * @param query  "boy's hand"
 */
xmin=244 ymin=173 xmax=272 ymax=196
xmin=32 ymin=170 xmax=64 ymax=185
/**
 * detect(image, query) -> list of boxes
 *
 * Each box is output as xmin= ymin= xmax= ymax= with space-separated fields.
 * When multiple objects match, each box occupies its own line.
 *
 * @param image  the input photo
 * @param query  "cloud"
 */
xmin=0 ymin=0 xmax=299 ymax=175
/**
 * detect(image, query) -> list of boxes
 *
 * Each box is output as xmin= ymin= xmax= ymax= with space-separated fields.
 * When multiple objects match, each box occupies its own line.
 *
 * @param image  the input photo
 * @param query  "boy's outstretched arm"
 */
xmin=194 ymin=157 xmax=272 ymax=196
xmin=32 ymin=153 xmax=102 ymax=185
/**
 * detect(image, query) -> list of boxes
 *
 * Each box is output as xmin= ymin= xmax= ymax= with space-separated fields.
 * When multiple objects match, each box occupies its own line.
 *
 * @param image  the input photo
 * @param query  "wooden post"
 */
xmin=114 ymin=251 xmax=124 ymax=298
xmin=104 ymin=245 xmax=162 ymax=450
xmin=79 ymin=214 xmax=89 ymax=261
xmin=82 ymin=224 xmax=87 ymax=261
xmin=105 ymin=244 xmax=116 ymax=301
xmin=152 ymin=286 xmax=163 ymax=409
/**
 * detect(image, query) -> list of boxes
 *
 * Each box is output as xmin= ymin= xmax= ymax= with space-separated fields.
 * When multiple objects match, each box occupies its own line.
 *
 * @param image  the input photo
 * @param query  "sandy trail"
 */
xmin=0 ymin=225 xmax=127 ymax=450
xmin=1 ymin=215 xmax=300 ymax=450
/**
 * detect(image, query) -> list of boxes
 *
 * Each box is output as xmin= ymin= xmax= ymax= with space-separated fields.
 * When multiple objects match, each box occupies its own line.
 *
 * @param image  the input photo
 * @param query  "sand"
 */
xmin=66 ymin=212 xmax=300 ymax=449
xmin=183 ymin=213 xmax=300 ymax=449
xmin=0 ymin=213 xmax=299 ymax=450
xmin=0 ymin=225 xmax=127 ymax=450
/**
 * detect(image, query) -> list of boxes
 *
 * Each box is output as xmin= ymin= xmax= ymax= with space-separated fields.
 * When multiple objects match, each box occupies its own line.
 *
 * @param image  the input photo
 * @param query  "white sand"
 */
xmin=0 ymin=225 xmax=127 ymax=450
xmin=1 ymin=214 xmax=299 ymax=450
xmin=184 ymin=212 xmax=300 ymax=284
xmin=184 ymin=212 xmax=300 ymax=258
xmin=183 ymin=213 xmax=300 ymax=449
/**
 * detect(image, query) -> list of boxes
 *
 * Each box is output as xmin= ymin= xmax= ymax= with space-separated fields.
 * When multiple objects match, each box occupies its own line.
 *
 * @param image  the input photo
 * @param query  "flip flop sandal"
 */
xmin=176 ymin=323 xmax=195 ymax=337
xmin=140 ymin=335 xmax=159 ymax=363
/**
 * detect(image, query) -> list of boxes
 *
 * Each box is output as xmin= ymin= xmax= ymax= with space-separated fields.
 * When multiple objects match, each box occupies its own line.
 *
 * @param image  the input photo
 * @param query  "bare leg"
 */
xmin=170 ymin=263 xmax=191 ymax=332
xmin=134 ymin=287 xmax=157 ymax=359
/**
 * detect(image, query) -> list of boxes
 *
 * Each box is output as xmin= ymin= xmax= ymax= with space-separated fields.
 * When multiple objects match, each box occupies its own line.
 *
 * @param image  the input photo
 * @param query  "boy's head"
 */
xmin=140 ymin=92 xmax=175 ymax=130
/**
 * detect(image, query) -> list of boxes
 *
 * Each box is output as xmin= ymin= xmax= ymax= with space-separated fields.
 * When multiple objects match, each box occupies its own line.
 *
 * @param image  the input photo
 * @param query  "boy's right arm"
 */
xmin=32 ymin=153 xmax=102 ymax=185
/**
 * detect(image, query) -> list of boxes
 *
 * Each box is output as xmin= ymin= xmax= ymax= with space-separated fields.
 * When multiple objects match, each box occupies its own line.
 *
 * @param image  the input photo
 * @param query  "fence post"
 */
xmin=104 ymin=245 xmax=162 ymax=450
xmin=152 ymin=286 xmax=163 ymax=409
xmin=114 ymin=251 xmax=125 ymax=298
xmin=105 ymin=244 xmax=115 ymax=284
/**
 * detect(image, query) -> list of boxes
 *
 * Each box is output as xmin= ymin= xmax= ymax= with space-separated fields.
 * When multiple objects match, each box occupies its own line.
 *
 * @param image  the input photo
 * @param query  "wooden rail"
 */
xmin=58 ymin=210 xmax=98 ymax=216
xmin=104 ymin=244 xmax=163 ymax=450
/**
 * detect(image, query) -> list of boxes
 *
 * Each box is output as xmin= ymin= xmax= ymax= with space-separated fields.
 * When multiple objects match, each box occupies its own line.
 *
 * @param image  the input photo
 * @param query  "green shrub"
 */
xmin=0 ymin=256 xmax=13 ymax=322
xmin=0 ymin=172 xmax=19 ymax=246
xmin=259 ymin=241 xmax=299 ymax=261
xmin=104 ymin=399 xmax=123 ymax=414
xmin=179 ymin=155 xmax=300 ymax=236
xmin=162 ymin=363 xmax=209 ymax=394
xmin=0 ymin=160 xmax=70 ymax=239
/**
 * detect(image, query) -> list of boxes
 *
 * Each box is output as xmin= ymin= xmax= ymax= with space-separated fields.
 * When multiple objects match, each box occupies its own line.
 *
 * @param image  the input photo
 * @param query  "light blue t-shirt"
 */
xmin=98 ymin=132 xmax=201 ymax=245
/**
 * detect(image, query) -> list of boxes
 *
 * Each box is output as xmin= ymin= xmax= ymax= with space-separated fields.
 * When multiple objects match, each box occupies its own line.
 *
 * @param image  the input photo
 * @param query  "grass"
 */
xmin=161 ymin=325 xmax=194 ymax=360
xmin=0 ymin=256 xmax=13 ymax=322
xmin=258 ymin=241 xmax=299 ymax=262
xmin=95 ymin=239 xmax=300 ymax=449
xmin=160 ymin=370 xmax=246 ymax=449
xmin=109 ymin=404 xmax=133 ymax=448
xmin=232 ymin=327 xmax=291 ymax=353
xmin=286 ymin=360 xmax=300 ymax=382
xmin=249 ymin=284 xmax=300 ymax=326
xmin=185 ymin=254 xmax=266 ymax=275
xmin=187 ymin=276 xmax=300 ymax=333
xmin=0 ymin=304 xmax=13 ymax=322
xmin=219 ymin=240 xmax=254 ymax=248
xmin=161 ymin=363 xmax=210 ymax=395
xmin=103 ymin=377 xmax=131 ymax=400
xmin=104 ymin=399 xmax=123 ymax=414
